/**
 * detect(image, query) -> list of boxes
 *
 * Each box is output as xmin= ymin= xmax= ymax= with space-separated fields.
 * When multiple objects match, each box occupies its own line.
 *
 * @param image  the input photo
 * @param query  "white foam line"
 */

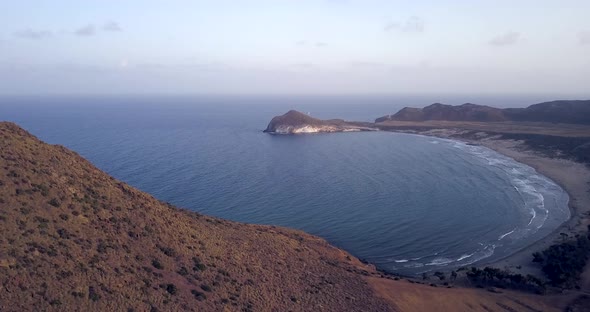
xmin=389 ymin=133 xmax=570 ymax=272
xmin=499 ymin=228 xmax=516 ymax=240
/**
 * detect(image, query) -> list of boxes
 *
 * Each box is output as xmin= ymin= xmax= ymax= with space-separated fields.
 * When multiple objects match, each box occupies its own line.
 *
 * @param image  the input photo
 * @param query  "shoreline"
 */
xmin=468 ymin=138 xmax=590 ymax=274
xmin=382 ymin=129 xmax=590 ymax=276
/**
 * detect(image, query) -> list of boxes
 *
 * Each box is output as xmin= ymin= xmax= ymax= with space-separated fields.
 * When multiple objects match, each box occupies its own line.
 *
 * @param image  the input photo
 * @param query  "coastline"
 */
xmin=382 ymin=129 xmax=590 ymax=275
xmin=468 ymin=138 xmax=590 ymax=273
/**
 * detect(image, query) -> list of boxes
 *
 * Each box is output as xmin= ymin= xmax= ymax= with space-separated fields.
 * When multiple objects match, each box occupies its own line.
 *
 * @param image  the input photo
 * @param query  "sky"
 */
xmin=0 ymin=0 xmax=589 ymax=95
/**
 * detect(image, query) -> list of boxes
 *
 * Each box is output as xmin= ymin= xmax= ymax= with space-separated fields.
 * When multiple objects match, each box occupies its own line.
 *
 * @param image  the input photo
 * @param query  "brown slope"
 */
xmin=0 ymin=122 xmax=393 ymax=312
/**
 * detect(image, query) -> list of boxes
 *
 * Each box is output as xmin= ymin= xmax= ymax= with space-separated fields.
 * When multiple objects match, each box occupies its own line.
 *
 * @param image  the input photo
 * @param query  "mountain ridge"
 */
xmin=376 ymin=100 xmax=590 ymax=124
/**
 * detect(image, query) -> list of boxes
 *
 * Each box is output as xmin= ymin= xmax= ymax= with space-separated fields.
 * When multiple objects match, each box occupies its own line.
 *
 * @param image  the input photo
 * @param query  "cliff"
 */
xmin=264 ymin=110 xmax=376 ymax=134
xmin=0 ymin=122 xmax=391 ymax=311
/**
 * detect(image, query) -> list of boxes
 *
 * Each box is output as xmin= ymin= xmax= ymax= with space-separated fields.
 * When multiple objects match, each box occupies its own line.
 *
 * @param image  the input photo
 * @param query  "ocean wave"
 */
xmin=457 ymin=252 xmax=475 ymax=261
xmin=498 ymin=228 xmax=516 ymax=240
xmin=448 ymin=139 xmax=562 ymax=236
xmin=367 ymin=133 xmax=570 ymax=275
xmin=425 ymin=257 xmax=454 ymax=266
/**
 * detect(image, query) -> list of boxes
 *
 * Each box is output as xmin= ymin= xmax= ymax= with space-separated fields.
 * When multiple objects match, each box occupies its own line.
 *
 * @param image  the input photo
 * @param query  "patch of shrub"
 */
xmin=48 ymin=198 xmax=61 ymax=207
xmin=532 ymin=228 xmax=590 ymax=288
xmin=177 ymin=266 xmax=189 ymax=276
xmin=466 ymin=267 xmax=545 ymax=293
xmin=88 ymin=286 xmax=100 ymax=302
xmin=192 ymin=257 xmax=206 ymax=272
xmin=151 ymin=259 xmax=163 ymax=270
xmin=8 ymin=170 xmax=20 ymax=178
xmin=158 ymin=245 xmax=176 ymax=257
xmin=165 ymin=283 xmax=177 ymax=295
xmin=200 ymin=284 xmax=212 ymax=292
xmin=71 ymin=291 xmax=85 ymax=298
xmin=49 ymin=299 xmax=62 ymax=306
xmin=97 ymin=242 xmax=108 ymax=253
xmin=191 ymin=289 xmax=206 ymax=301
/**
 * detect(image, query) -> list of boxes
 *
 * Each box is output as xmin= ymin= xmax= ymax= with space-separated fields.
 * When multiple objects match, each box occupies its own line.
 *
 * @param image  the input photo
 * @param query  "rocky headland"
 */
xmin=264 ymin=110 xmax=377 ymax=134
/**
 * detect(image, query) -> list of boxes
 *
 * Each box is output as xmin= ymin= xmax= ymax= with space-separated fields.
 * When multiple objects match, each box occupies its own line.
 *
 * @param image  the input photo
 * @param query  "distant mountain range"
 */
xmin=376 ymin=100 xmax=590 ymax=125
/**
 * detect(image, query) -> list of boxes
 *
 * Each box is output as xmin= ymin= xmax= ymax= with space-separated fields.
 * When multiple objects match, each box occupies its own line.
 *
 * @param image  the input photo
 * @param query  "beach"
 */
xmin=388 ymin=128 xmax=590 ymax=276
xmin=471 ymin=137 xmax=590 ymax=273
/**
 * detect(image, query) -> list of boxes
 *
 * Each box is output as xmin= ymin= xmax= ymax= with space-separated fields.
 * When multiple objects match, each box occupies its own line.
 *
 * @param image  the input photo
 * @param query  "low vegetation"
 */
xmin=466 ymin=267 xmax=546 ymax=294
xmin=0 ymin=122 xmax=392 ymax=311
xmin=532 ymin=226 xmax=590 ymax=288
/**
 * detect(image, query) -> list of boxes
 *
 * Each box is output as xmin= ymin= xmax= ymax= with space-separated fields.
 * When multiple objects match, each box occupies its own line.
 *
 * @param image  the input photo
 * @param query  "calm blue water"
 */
xmin=0 ymin=95 xmax=570 ymax=275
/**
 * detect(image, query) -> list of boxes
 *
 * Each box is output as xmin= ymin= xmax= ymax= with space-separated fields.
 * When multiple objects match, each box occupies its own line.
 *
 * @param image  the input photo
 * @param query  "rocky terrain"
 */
xmin=264 ymin=110 xmax=376 ymax=134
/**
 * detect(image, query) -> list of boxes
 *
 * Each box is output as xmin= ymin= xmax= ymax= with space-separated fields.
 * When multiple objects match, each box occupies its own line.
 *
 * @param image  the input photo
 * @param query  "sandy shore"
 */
xmin=472 ymin=137 xmax=590 ymax=274
xmin=387 ymin=129 xmax=590 ymax=275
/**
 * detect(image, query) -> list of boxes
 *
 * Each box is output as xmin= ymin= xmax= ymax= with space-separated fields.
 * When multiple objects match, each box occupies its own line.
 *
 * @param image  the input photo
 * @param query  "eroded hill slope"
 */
xmin=0 ymin=122 xmax=391 ymax=311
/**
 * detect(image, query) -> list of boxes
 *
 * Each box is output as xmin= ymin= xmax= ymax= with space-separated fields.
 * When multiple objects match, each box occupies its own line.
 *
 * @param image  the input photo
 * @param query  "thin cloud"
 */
xmin=14 ymin=28 xmax=52 ymax=40
xmin=296 ymin=40 xmax=328 ymax=47
xmin=103 ymin=21 xmax=122 ymax=32
xmin=579 ymin=31 xmax=590 ymax=45
xmin=75 ymin=24 xmax=96 ymax=36
xmin=291 ymin=63 xmax=316 ymax=70
xmin=384 ymin=16 xmax=424 ymax=33
xmin=489 ymin=31 xmax=520 ymax=46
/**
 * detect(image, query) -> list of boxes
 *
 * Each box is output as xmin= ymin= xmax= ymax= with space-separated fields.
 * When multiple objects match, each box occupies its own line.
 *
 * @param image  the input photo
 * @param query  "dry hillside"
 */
xmin=0 ymin=122 xmax=392 ymax=311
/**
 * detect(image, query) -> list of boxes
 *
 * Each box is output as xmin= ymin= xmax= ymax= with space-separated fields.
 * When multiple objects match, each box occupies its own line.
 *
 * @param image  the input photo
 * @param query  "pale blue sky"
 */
xmin=0 ymin=0 xmax=589 ymax=95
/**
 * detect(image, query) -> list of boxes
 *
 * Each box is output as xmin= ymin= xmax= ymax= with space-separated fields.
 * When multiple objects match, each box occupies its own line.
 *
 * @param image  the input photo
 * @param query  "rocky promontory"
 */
xmin=264 ymin=110 xmax=377 ymax=134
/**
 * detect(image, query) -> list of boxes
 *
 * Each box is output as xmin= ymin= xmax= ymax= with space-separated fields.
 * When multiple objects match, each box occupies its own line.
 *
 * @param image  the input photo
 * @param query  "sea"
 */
xmin=0 ymin=94 xmax=571 ymax=275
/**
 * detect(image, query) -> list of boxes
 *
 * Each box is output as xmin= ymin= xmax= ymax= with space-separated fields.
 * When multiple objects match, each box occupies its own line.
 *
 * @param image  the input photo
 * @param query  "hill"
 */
xmin=376 ymin=103 xmax=506 ymax=123
xmin=376 ymin=100 xmax=590 ymax=124
xmin=264 ymin=110 xmax=376 ymax=134
xmin=0 ymin=122 xmax=391 ymax=311
xmin=504 ymin=100 xmax=590 ymax=124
